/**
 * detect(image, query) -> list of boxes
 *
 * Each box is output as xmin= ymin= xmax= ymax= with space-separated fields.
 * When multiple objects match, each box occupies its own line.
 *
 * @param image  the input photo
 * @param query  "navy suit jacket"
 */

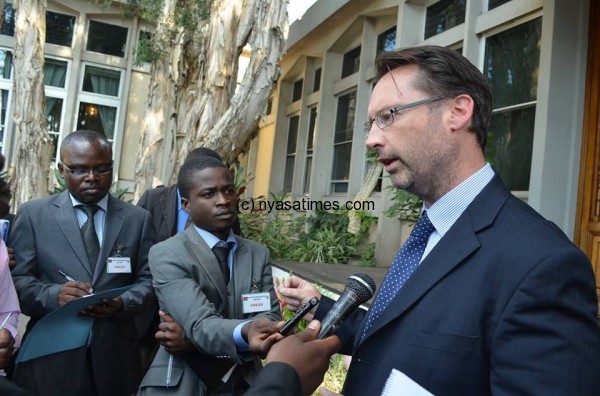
xmin=137 ymin=185 xmax=178 ymax=244
xmin=316 ymin=176 xmax=600 ymax=395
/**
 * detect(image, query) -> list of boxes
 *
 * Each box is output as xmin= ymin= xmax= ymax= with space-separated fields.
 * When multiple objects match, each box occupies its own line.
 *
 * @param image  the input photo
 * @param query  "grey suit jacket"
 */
xmin=138 ymin=226 xmax=281 ymax=395
xmin=10 ymin=191 xmax=156 ymax=396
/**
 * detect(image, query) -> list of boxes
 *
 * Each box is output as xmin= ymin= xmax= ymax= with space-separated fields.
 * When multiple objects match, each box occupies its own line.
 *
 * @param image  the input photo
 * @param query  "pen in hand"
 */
xmin=0 ymin=312 xmax=12 ymax=331
xmin=166 ymin=354 xmax=173 ymax=387
xmin=58 ymin=269 xmax=75 ymax=282
xmin=58 ymin=270 xmax=94 ymax=296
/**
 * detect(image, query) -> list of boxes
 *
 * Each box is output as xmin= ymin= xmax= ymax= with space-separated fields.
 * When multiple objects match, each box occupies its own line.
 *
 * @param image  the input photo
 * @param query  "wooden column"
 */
xmin=575 ymin=0 xmax=600 ymax=311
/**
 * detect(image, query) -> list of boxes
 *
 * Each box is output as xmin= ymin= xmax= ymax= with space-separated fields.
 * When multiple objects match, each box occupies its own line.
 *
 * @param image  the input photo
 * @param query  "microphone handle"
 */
xmin=317 ymin=290 xmax=359 ymax=339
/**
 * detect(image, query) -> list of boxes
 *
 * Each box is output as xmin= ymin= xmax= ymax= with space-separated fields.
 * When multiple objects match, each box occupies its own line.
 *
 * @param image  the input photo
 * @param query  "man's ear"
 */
xmin=57 ymin=162 xmax=65 ymax=177
xmin=181 ymin=197 xmax=190 ymax=213
xmin=447 ymin=94 xmax=474 ymax=132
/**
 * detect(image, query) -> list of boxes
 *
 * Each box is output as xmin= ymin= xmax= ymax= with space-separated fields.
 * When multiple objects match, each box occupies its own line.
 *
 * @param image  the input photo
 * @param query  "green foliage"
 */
xmin=173 ymin=0 xmax=212 ymax=29
xmin=134 ymin=31 xmax=165 ymax=65
xmin=241 ymin=204 xmax=375 ymax=264
xmin=230 ymin=163 xmax=254 ymax=198
xmin=240 ymin=210 xmax=305 ymax=260
xmin=52 ymin=169 xmax=130 ymax=201
xmin=383 ymin=186 xmax=422 ymax=221
xmin=123 ymin=0 xmax=213 ymax=66
xmin=295 ymin=227 xmax=357 ymax=264
xmin=358 ymin=243 xmax=376 ymax=267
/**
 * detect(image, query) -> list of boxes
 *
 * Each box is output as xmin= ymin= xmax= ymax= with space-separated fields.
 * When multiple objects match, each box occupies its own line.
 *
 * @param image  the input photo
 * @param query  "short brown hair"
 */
xmin=375 ymin=46 xmax=492 ymax=150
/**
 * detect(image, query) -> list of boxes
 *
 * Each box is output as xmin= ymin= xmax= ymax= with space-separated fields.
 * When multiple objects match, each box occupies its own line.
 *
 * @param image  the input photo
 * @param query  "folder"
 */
xmin=16 ymin=285 xmax=132 ymax=363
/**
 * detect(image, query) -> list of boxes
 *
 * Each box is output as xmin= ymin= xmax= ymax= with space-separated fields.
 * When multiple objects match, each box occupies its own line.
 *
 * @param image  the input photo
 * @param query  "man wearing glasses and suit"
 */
xmin=9 ymin=130 xmax=156 ymax=396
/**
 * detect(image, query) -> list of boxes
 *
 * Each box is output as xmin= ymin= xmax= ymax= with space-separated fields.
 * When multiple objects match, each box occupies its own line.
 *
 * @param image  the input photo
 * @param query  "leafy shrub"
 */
xmin=240 ymin=203 xmax=375 ymax=264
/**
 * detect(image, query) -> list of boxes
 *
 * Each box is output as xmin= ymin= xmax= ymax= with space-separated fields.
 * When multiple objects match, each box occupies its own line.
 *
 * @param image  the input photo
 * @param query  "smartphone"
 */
xmin=278 ymin=297 xmax=319 ymax=336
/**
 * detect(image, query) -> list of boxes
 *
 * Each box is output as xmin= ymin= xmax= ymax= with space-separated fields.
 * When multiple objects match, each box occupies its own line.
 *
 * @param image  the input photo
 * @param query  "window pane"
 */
xmin=266 ymin=98 xmax=272 ymax=115
xmin=44 ymin=58 xmax=68 ymax=88
xmin=82 ymin=66 xmax=121 ymax=97
xmin=425 ymin=0 xmax=466 ymax=39
xmin=303 ymin=155 xmax=312 ymax=194
xmin=341 ymin=46 xmax=361 ymax=78
xmin=284 ymin=156 xmax=295 ymax=192
xmin=292 ymin=79 xmax=303 ymax=102
xmin=332 ymin=142 xmax=352 ymax=181
xmin=0 ymin=89 xmax=9 ymax=145
xmin=46 ymin=97 xmax=63 ymax=132
xmin=487 ymin=106 xmax=535 ymax=191
xmin=0 ymin=50 xmax=12 ymax=79
xmin=313 ymin=68 xmax=321 ymax=92
xmin=488 ymin=0 xmax=511 ymax=11
xmin=286 ymin=116 xmax=299 ymax=155
xmin=377 ymin=27 xmax=396 ymax=54
xmin=307 ymin=107 xmax=317 ymax=152
xmin=331 ymin=182 xmax=348 ymax=194
xmin=77 ymin=102 xmax=117 ymax=139
xmin=46 ymin=11 xmax=75 ymax=47
xmin=0 ymin=3 xmax=14 ymax=37
xmin=484 ymin=18 xmax=542 ymax=108
xmin=87 ymin=20 xmax=128 ymax=57
xmin=334 ymin=91 xmax=356 ymax=143
xmin=46 ymin=97 xmax=63 ymax=161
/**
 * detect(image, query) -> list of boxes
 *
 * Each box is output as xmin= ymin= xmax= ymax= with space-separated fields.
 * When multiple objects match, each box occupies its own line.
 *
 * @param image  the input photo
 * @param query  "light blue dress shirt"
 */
xmin=421 ymin=163 xmax=495 ymax=261
xmin=176 ymin=188 xmax=189 ymax=233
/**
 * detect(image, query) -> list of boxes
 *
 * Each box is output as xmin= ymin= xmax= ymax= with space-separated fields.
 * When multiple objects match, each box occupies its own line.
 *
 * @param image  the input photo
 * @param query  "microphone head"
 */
xmin=346 ymin=272 xmax=376 ymax=303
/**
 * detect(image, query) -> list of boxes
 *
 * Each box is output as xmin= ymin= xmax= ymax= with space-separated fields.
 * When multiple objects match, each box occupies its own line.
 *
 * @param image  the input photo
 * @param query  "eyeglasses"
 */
xmin=60 ymin=162 xmax=113 ymax=177
xmin=364 ymin=96 xmax=446 ymax=134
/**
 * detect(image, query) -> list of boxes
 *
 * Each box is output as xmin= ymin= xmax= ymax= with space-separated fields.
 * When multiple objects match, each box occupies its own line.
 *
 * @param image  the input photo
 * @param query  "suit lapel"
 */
xmin=94 ymin=196 xmax=124 ymax=283
xmin=358 ymin=176 xmax=511 ymax=348
xmin=52 ymin=192 xmax=94 ymax=277
xmin=183 ymin=227 xmax=229 ymax=308
xmin=231 ymin=238 xmax=252 ymax=317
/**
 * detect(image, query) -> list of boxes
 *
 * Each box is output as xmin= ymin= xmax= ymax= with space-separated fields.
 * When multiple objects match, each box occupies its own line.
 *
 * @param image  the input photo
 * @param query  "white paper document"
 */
xmin=381 ymin=369 xmax=434 ymax=396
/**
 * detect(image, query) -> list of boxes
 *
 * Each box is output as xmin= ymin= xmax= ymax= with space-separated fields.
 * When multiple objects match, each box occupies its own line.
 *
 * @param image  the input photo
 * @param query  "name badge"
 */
xmin=242 ymin=292 xmax=271 ymax=314
xmin=107 ymin=257 xmax=132 ymax=273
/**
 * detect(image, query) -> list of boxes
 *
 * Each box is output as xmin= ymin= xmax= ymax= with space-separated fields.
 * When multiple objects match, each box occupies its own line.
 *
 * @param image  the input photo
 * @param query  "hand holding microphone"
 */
xmin=318 ymin=272 xmax=376 ymax=339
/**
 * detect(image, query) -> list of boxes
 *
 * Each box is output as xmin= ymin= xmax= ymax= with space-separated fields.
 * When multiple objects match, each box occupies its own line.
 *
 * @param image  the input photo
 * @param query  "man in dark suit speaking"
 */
xmin=10 ymin=130 xmax=155 ymax=396
xmin=279 ymin=46 xmax=600 ymax=395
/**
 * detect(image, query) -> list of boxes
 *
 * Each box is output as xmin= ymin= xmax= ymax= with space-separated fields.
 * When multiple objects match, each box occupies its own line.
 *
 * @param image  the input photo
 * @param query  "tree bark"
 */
xmin=348 ymin=162 xmax=383 ymax=235
xmin=132 ymin=0 xmax=287 ymax=200
xmin=132 ymin=0 xmax=185 ymax=199
xmin=11 ymin=0 xmax=52 ymax=209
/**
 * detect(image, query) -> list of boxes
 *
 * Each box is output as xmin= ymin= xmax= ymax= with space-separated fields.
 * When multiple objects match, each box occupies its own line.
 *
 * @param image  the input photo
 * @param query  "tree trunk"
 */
xmin=132 ymin=0 xmax=185 ymax=200
xmin=348 ymin=162 xmax=383 ymax=235
xmin=132 ymin=0 xmax=287 ymax=200
xmin=11 ymin=0 xmax=52 ymax=209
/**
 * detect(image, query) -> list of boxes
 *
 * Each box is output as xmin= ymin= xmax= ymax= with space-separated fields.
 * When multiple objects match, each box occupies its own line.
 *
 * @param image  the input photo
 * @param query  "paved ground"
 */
xmin=273 ymin=261 xmax=389 ymax=307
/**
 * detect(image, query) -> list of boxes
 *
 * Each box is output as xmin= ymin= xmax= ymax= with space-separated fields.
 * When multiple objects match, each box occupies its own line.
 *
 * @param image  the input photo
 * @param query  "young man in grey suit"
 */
xmin=10 ymin=130 xmax=156 ymax=396
xmin=138 ymin=156 xmax=281 ymax=395
xmin=135 ymin=147 xmax=243 ymax=371
xmin=279 ymin=46 xmax=600 ymax=395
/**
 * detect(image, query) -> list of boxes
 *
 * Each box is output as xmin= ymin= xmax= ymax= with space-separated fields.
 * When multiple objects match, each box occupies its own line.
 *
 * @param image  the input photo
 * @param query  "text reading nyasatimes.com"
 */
xmin=237 ymin=198 xmax=375 ymax=213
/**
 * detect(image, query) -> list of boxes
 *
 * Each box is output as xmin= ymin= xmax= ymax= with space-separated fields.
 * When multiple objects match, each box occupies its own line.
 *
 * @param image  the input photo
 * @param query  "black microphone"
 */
xmin=317 ymin=272 xmax=376 ymax=339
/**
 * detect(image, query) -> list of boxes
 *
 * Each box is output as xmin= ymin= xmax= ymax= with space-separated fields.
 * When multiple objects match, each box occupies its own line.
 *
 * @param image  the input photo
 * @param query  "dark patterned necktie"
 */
xmin=80 ymin=205 xmax=100 ymax=271
xmin=212 ymin=242 xmax=232 ymax=284
xmin=360 ymin=211 xmax=435 ymax=343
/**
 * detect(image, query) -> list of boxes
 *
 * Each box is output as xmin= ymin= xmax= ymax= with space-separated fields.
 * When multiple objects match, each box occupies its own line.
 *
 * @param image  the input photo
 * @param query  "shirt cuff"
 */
xmin=233 ymin=320 xmax=253 ymax=353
